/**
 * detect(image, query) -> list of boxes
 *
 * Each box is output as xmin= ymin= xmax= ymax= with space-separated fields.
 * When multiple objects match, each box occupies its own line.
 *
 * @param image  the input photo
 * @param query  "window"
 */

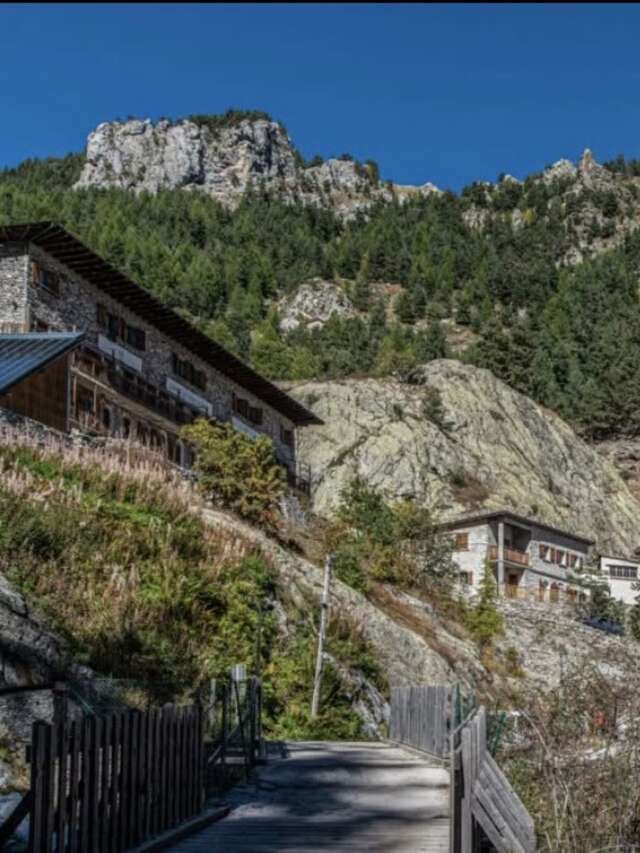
xmin=76 ymin=385 xmax=94 ymax=414
xmin=539 ymin=544 xmax=548 ymax=560
xmin=31 ymin=261 xmax=60 ymax=297
xmin=459 ymin=571 xmax=473 ymax=585
xmin=280 ymin=426 xmax=294 ymax=449
xmin=126 ymin=325 xmax=146 ymax=351
xmin=172 ymin=354 xmax=206 ymax=391
xmin=454 ymin=532 xmax=469 ymax=551
xmin=102 ymin=407 xmax=111 ymax=431
xmin=233 ymin=394 xmax=262 ymax=425
xmin=609 ymin=564 xmax=638 ymax=580
xmin=97 ymin=304 xmax=146 ymax=351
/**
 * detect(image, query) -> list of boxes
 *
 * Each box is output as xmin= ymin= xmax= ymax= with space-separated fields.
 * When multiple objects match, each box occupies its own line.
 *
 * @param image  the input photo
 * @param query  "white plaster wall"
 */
xmin=600 ymin=556 xmax=640 ymax=605
xmin=450 ymin=523 xmax=491 ymax=588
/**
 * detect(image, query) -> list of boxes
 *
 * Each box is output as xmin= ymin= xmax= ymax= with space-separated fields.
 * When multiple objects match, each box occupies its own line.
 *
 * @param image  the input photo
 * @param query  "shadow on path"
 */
xmin=170 ymin=741 xmax=450 ymax=853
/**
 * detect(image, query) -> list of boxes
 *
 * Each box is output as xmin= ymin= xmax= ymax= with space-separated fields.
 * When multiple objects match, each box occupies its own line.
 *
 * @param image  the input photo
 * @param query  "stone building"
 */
xmin=0 ymin=222 xmax=321 ymax=482
xmin=440 ymin=510 xmax=594 ymax=600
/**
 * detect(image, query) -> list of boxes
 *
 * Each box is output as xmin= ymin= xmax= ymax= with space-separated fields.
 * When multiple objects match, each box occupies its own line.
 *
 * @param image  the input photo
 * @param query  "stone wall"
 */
xmin=1 ymin=242 xmax=296 ymax=463
xmin=0 ymin=245 xmax=28 ymax=331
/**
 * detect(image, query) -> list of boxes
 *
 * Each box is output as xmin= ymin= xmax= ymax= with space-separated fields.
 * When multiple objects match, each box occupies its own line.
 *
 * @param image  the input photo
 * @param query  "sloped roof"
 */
xmin=0 ymin=222 xmax=322 ymax=426
xmin=0 ymin=332 xmax=85 ymax=395
xmin=438 ymin=509 xmax=595 ymax=546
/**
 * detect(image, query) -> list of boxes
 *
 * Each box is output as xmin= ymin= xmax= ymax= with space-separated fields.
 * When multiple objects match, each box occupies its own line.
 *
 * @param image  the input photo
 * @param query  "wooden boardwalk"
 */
xmin=170 ymin=741 xmax=450 ymax=852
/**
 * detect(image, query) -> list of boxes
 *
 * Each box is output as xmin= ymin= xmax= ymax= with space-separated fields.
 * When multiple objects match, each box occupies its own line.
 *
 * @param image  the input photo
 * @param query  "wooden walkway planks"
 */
xmin=169 ymin=741 xmax=450 ymax=853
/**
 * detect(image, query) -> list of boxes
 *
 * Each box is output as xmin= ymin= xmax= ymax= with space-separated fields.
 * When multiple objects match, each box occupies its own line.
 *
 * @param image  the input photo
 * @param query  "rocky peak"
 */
xmin=542 ymin=158 xmax=577 ymax=184
xmin=75 ymin=114 xmax=439 ymax=217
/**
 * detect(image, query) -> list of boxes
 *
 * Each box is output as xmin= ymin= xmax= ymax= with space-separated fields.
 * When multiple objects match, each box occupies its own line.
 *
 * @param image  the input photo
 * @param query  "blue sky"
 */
xmin=1 ymin=3 xmax=639 ymax=190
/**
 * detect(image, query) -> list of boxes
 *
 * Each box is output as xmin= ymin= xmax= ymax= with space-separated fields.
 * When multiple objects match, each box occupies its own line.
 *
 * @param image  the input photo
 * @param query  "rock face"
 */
xmin=291 ymin=359 xmax=640 ymax=555
xmin=278 ymin=279 xmax=356 ymax=333
xmin=75 ymin=117 xmax=440 ymax=217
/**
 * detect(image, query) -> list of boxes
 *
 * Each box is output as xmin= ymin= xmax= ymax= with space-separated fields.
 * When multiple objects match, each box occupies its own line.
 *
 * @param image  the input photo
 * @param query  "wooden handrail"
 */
xmin=487 ymin=545 xmax=529 ymax=566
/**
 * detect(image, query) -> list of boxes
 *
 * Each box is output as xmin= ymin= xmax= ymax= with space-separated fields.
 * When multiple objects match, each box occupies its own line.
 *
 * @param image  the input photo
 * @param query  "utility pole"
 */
xmin=311 ymin=554 xmax=334 ymax=718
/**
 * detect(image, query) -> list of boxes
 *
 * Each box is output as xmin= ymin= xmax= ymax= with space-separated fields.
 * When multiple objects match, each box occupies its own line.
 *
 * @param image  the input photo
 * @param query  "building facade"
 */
xmin=441 ymin=510 xmax=594 ymax=599
xmin=0 ymin=223 xmax=320 ymax=479
xmin=599 ymin=555 xmax=640 ymax=605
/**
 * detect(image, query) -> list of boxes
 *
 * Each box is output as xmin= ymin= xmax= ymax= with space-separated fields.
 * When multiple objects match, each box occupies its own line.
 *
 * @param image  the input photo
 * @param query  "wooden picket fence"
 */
xmin=451 ymin=706 xmax=536 ymax=853
xmin=8 ymin=705 xmax=205 ymax=853
xmin=388 ymin=685 xmax=451 ymax=758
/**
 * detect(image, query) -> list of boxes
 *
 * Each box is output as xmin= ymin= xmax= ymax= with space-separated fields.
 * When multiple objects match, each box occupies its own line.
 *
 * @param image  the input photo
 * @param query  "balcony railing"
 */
xmin=73 ymin=344 xmax=222 ymax=427
xmin=487 ymin=545 xmax=530 ymax=566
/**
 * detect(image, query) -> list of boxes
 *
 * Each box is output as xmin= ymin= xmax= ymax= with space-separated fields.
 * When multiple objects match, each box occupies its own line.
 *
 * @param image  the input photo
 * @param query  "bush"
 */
xmin=181 ymin=419 xmax=285 ymax=526
xmin=327 ymin=478 xmax=455 ymax=593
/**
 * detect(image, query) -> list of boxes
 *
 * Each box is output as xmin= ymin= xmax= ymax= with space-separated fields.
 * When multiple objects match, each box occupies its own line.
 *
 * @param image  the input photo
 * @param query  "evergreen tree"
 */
xmin=353 ymin=253 xmax=371 ymax=311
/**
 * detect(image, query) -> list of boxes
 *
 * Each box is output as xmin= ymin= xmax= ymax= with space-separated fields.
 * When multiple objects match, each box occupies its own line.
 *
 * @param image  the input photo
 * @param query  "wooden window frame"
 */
xmin=454 ymin=532 xmax=469 ymax=551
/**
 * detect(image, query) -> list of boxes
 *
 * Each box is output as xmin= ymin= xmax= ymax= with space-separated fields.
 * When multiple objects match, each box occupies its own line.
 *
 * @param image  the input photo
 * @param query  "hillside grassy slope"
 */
xmin=0 ymin=429 xmax=384 ymax=743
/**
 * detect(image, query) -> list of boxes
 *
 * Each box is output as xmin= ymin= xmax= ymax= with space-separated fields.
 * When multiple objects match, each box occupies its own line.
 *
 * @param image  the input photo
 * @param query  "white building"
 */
xmin=599 ymin=555 xmax=640 ymax=605
xmin=441 ymin=510 xmax=594 ymax=600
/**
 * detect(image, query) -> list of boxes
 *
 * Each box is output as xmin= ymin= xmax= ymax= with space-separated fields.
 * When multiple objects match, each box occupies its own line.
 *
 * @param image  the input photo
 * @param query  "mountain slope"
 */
xmin=4 ymin=111 xmax=640 ymax=440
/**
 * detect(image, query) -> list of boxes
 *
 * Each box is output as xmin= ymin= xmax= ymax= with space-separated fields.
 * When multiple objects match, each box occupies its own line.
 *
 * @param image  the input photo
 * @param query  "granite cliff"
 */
xmin=75 ymin=115 xmax=440 ymax=217
xmin=290 ymin=359 xmax=640 ymax=556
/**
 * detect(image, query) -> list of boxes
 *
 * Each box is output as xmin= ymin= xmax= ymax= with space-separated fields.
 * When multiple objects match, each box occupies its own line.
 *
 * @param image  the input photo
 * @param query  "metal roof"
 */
xmin=0 ymin=222 xmax=322 ymax=426
xmin=0 ymin=332 xmax=85 ymax=395
xmin=438 ymin=509 xmax=595 ymax=546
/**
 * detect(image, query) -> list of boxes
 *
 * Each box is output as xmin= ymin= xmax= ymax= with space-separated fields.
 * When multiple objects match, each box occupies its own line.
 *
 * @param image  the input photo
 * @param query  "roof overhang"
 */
xmin=0 ymin=222 xmax=322 ymax=427
xmin=438 ymin=509 xmax=595 ymax=547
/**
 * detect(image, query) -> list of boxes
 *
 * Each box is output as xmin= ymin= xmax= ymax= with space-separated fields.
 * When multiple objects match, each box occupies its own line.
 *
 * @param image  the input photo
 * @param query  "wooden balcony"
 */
xmin=487 ymin=545 xmax=529 ymax=566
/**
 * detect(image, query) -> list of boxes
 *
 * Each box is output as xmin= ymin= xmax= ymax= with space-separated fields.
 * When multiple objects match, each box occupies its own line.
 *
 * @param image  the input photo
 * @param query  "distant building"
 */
xmin=441 ymin=510 xmax=594 ymax=600
xmin=0 ymin=222 xmax=321 ymax=486
xmin=599 ymin=555 xmax=640 ymax=605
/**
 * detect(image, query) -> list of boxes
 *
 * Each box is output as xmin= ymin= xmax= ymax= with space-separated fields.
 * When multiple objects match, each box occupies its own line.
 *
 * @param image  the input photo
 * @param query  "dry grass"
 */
xmin=368 ymin=583 xmax=464 ymax=671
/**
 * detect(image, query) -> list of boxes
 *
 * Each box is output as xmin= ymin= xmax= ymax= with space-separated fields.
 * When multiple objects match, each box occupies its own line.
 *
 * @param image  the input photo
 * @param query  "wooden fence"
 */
xmin=24 ymin=704 xmax=204 ymax=853
xmin=388 ymin=685 xmax=451 ymax=758
xmin=451 ymin=706 xmax=535 ymax=853
xmin=0 ymin=705 xmax=204 ymax=852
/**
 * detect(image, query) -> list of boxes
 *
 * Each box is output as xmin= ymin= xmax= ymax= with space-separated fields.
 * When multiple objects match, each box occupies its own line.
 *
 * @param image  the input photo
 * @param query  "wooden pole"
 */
xmin=311 ymin=555 xmax=334 ymax=718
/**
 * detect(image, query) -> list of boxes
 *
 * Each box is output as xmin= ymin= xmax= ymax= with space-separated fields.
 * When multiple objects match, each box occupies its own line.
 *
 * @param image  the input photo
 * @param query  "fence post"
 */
xmin=53 ymin=681 xmax=69 ymax=727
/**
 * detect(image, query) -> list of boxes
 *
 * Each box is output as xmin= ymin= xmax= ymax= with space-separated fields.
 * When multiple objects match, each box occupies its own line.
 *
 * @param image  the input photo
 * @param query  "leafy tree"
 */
xmin=181 ymin=420 xmax=285 ymax=527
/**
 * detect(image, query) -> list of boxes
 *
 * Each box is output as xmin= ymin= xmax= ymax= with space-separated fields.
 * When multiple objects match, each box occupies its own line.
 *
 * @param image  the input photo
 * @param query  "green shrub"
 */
xmin=181 ymin=419 xmax=285 ymax=526
xmin=328 ymin=478 xmax=455 ymax=594
xmin=421 ymin=387 xmax=453 ymax=433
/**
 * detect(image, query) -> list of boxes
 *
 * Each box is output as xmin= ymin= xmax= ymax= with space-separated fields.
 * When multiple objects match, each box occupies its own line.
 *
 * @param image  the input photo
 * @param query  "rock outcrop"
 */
xmin=290 ymin=359 xmax=640 ymax=555
xmin=278 ymin=279 xmax=356 ymax=333
xmin=75 ymin=116 xmax=440 ymax=218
